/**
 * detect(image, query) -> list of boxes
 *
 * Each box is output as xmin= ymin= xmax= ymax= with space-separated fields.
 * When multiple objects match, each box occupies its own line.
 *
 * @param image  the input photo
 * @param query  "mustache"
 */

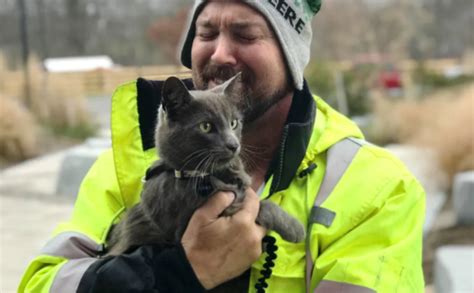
xmin=201 ymin=64 xmax=253 ymax=85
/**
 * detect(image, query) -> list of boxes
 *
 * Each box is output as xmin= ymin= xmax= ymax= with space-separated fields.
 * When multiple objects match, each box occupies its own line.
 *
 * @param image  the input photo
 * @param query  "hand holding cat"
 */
xmin=181 ymin=189 xmax=267 ymax=289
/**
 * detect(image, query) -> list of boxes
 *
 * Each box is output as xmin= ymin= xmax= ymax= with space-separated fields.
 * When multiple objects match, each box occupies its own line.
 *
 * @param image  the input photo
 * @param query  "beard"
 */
xmin=192 ymin=63 xmax=291 ymax=124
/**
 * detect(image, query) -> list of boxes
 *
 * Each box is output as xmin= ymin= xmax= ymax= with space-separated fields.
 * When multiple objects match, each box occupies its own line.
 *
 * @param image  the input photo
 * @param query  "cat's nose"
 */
xmin=226 ymin=141 xmax=239 ymax=153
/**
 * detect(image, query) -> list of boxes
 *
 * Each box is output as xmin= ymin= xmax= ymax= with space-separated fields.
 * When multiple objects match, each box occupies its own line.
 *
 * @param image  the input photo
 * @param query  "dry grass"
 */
xmin=0 ymin=94 xmax=39 ymax=162
xmin=372 ymin=83 xmax=474 ymax=185
xmin=0 ymin=53 xmax=94 ymax=164
xmin=0 ymin=51 xmax=193 ymax=164
xmin=27 ymin=55 xmax=92 ymax=129
xmin=0 ymin=54 xmax=91 ymax=128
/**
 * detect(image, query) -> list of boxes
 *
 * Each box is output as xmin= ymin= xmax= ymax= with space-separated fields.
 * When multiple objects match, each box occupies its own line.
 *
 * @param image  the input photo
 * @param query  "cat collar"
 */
xmin=175 ymin=170 xmax=215 ymax=197
xmin=174 ymin=170 xmax=210 ymax=179
xmin=143 ymin=164 xmax=214 ymax=197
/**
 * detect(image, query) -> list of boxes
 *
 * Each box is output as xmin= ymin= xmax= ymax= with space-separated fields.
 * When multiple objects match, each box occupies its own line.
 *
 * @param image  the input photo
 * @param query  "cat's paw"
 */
xmin=240 ymin=172 xmax=251 ymax=188
xmin=279 ymin=219 xmax=306 ymax=243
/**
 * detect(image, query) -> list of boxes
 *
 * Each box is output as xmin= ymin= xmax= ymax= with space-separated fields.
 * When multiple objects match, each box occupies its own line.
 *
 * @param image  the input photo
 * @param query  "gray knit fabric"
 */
xmin=180 ymin=0 xmax=322 ymax=90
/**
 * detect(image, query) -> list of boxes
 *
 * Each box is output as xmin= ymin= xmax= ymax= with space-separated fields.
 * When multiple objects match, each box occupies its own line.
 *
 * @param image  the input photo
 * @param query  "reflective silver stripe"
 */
xmin=306 ymin=138 xmax=363 ymax=293
xmin=314 ymin=138 xmax=363 ymax=207
xmin=308 ymin=206 xmax=336 ymax=228
xmin=41 ymin=232 xmax=101 ymax=258
xmin=314 ymin=280 xmax=376 ymax=292
xmin=40 ymin=232 xmax=101 ymax=292
xmin=51 ymin=258 xmax=97 ymax=293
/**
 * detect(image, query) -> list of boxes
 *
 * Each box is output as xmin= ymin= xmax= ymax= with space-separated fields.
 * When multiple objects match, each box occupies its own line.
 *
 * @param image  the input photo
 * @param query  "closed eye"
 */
xmin=236 ymin=33 xmax=260 ymax=43
xmin=197 ymin=31 xmax=218 ymax=41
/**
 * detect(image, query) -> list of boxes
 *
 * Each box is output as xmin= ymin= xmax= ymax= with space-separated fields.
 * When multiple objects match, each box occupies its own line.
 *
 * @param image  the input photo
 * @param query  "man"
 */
xmin=19 ymin=0 xmax=425 ymax=292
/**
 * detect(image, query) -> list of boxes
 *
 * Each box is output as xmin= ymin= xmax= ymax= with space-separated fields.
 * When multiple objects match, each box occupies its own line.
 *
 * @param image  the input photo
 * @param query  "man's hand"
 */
xmin=181 ymin=189 xmax=266 ymax=289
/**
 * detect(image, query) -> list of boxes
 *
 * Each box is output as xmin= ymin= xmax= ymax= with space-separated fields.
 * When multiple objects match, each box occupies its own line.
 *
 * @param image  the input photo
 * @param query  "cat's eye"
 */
xmin=230 ymin=119 xmax=239 ymax=130
xmin=199 ymin=122 xmax=213 ymax=133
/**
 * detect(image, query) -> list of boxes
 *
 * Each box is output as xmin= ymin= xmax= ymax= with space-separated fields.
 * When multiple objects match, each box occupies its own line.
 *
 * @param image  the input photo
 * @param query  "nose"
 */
xmin=225 ymin=139 xmax=240 ymax=154
xmin=211 ymin=36 xmax=237 ymax=66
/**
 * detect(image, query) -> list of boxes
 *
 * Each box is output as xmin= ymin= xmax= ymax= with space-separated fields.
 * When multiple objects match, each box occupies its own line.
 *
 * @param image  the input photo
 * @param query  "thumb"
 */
xmin=195 ymin=191 xmax=235 ymax=220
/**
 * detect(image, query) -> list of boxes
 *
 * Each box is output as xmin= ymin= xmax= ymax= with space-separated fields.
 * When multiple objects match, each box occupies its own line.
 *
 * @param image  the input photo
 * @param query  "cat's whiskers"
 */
xmin=209 ymin=154 xmax=218 ymax=176
xmin=240 ymin=142 xmax=273 ymax=172
xmin=180 ymin=148 xmax=210 ymax=170
xmin=181 ymin=148 xmax=207 ymax=163
xmin=190 ymin=152 xmax=213 ymax=192
xmin=241 ymin=143 xmax=267 ymax=154
xmin=195 ymin=151 xmax=212 ymax=173
xmin=240 ymin=151 xmax=258 ymax=172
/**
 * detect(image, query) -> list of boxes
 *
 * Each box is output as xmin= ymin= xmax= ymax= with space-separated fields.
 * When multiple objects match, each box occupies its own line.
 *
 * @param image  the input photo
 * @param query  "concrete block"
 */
xmin=453 ymin=171 xmax=474 ymax=225
xmin=385 ymin=145 xmax=449 ymax=194
xmin=385 ymin=145 xmax=448 ymax=235
xmin=56 ymin=138 xmax=110 ymax=198
xmin=434 ymin=245 xmax=474 ymax=293
xmin=424 ymin=192 xmax=447 ymax=235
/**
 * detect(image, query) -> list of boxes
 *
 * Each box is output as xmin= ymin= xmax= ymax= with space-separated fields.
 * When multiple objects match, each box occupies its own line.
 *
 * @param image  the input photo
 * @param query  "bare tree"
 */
xmin=421 ymin=0 xmax=474 ymax=58
xmin=366 ymin=0 xmax=432 ymax=61
xmin=312 ymin=0 xmax=432 ymax=62
xmin=1 ymin=0 xmax=470 ymax=67
xmin=147 ymin=7 xmax=190 ymax=65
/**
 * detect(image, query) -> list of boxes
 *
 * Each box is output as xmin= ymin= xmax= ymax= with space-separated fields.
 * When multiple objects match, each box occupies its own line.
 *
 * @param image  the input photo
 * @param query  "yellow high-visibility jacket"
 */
xmin=19 ymin=78 xmax=425 ymax=292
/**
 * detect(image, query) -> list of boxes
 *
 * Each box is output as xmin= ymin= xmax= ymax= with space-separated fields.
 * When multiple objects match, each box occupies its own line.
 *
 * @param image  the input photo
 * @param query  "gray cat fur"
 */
xmin=106 ymin=74 xmax=305 ymax=291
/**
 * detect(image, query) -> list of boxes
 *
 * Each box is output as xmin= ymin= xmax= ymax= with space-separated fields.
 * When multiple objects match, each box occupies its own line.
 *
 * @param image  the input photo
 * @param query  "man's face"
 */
xmin=191 ymin=1 xmax=292 ymax=123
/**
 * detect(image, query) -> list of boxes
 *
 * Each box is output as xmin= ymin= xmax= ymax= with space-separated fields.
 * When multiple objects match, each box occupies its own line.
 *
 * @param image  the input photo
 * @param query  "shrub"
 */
xmin=305 ymin=60 xmax=336 ymax=103
xmin=0 ymin=94 xmax=39 ymax=162
xmin=305 ymin=61 xmax=375 ymax=116
xmin=412 ymin=62 xmax=474 ymax=93
xmin=0 ymin=53 xmax=96 ymax=164
xmin=3 ymin=54 xmax=96 ymax=141
xmin=343 ymin=64 xmax=376 ymax=116
xmin=27 ymin=56 xmax=92 ymax=131
xmin=372 ymin=83 xmax=474 ymax=185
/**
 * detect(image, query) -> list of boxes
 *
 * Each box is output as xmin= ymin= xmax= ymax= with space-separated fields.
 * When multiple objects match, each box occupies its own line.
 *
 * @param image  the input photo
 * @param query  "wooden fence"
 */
xmin=0 ymin=65 xmax=192 ymax=99
xmin=1 ymin=58 xmax=472 ymax=100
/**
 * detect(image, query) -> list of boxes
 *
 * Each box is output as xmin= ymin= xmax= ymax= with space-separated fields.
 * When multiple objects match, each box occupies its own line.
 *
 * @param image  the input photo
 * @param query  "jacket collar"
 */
xmin=136 ymin=77 xmax=194 ymax=151
xmin=266 ymin=80 xmax=316 ymax=195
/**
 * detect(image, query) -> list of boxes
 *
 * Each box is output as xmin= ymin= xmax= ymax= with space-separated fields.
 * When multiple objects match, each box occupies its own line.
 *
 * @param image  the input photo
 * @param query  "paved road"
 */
xmin=0 ymin=151 xmax=75 ymax=292
xmin=0 ymin=96 xmax=110 ymax=292
xmin=1 ymin=196 xmax=73 ymax=292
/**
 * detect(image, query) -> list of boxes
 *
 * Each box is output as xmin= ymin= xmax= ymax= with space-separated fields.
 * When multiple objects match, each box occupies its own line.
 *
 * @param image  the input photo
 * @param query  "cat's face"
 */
xmin=156 ymin=74 xmax=243 ymax=172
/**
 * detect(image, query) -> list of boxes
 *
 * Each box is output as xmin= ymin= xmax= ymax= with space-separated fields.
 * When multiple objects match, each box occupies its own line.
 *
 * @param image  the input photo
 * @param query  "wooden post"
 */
xmin=17 ymin=0 xmax=32 ymax=108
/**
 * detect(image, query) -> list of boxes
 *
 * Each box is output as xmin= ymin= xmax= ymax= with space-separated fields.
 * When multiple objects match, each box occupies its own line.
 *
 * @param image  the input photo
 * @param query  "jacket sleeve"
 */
xmin=312 ymin=173 xmax=426 ymax=293
xmin=18 ymin=150 xmax=204 ymax=293
xmin=77 ymin=244 xmax=205 ymax=293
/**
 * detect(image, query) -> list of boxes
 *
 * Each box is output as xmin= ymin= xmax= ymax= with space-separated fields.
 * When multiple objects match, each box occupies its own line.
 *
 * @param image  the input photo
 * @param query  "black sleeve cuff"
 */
xmin=77 ymin=244 xmax=205 ymax=293
xmin=152 ymin=244 xmax=206 ymax=292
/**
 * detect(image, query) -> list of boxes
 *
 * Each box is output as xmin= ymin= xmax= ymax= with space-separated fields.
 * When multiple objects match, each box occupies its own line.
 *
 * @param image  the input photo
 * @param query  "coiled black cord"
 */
xmin=255 ymin=235 xmax=278 ymax=293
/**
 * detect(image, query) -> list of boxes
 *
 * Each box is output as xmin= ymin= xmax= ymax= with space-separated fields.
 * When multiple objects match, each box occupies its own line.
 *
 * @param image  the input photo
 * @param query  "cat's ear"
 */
xmin=161 ymin=76 xmax=192 ymax=118
xmin=222 ymin=72 xmax=243 ymax=98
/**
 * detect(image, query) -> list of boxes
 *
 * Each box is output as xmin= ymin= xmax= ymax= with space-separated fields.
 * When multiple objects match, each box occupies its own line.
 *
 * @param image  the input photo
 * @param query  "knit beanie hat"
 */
xmin=180 ymin=0 xmax=322 ymax=90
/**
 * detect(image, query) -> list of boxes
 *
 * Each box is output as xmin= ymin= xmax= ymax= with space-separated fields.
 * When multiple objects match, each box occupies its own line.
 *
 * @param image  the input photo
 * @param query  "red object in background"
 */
xmin=379 ymin=69 xmax=402 ymax=89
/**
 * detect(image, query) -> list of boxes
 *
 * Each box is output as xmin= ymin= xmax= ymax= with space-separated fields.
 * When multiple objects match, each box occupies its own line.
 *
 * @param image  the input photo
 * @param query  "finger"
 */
xmin=239 ymin=188 xmax=261 ymax=219
xmin=195 ymin=191 xmax=235 ymax=220
xmin=255 ymin=223 xmax=267 ymax=239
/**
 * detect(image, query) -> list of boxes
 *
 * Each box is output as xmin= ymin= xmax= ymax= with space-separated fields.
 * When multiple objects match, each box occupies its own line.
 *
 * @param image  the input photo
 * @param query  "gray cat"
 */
xmin=106 ymin=74 xmax=305 ymax=291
